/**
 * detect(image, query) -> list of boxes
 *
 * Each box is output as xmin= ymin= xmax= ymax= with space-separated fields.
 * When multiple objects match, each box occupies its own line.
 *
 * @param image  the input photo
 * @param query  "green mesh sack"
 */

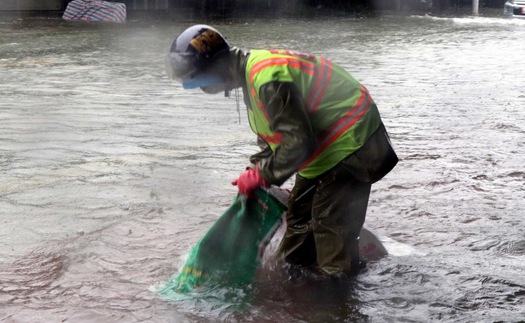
xmin=159 ymin=189 xmax=287 ymax=295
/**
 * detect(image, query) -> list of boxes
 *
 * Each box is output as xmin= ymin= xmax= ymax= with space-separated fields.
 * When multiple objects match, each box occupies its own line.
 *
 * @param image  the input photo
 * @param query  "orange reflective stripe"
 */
xmin=268 ymin=50 xmax=316 ymax=62
xmin=249 ymin=57 xmax=315 ymax=121
xmin=250 ymin=86 xmax=269 ymax=120
xmin=306 ymin=57 xmax=333 ymax=113
xmin=250 ymin=58 xmax=315 ymax=83
xmin=259 ymin=133 xmax=284 ymax=144
xmin=299 ymin=85 xmax=372 ymax=171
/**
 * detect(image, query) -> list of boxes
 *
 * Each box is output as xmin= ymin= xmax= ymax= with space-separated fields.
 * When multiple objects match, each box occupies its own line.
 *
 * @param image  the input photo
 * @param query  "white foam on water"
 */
xmin=380 ymin=236 xmax=427 ymax=257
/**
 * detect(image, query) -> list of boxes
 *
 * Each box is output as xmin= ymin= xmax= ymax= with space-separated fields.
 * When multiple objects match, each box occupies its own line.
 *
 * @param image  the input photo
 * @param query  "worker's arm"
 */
xmin=256 ymin=81 xmax=317 ymax=186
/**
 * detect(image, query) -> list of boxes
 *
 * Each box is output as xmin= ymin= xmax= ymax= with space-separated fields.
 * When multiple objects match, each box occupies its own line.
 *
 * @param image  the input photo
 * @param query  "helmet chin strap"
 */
xmin=234 ymin=88 xmax=241 ymax=124
xmin=225 ymin=88 xmax=241 ymax=124
xmin=223 ymin=78 xmax=241 ymax=123
xmin=223 ymin=76 xmax=234 ymax=97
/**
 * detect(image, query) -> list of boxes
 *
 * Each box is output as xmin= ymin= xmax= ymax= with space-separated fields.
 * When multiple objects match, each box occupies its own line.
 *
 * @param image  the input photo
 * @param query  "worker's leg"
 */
xmin=277 ymin=174 xmax=318 ymax=268
xmin=312 ymin=167 xmax=371 ymax=276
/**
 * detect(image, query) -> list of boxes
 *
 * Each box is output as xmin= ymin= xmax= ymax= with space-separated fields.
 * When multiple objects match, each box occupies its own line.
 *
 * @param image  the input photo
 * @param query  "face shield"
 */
xmin=166 ymin=51 xmax=230 ymax=93
xmin=165 ymin=51 xmax=194 ymax=83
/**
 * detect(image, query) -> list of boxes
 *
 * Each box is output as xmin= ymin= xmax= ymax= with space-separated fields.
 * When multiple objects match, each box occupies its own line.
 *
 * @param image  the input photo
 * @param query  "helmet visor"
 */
xmin=165 ymin=52 xmax=195 ymax=82
xmin=167 ymin=50 xmax=230 ymax=92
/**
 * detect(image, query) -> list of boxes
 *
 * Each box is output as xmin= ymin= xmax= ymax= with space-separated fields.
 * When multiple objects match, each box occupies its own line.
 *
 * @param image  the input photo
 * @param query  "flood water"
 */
xmin=1 ymin=10 xmax=525 ymax=323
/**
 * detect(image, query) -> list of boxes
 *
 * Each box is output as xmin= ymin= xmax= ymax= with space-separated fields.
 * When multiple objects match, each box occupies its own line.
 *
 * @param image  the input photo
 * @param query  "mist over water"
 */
xmin=1 ymin=11 xmax=525 ymax=322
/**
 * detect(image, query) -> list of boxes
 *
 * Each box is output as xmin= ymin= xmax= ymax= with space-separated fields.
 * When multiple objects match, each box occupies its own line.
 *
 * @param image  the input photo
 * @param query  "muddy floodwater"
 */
xmin=1 ymin=10 xmax=525 ymax=323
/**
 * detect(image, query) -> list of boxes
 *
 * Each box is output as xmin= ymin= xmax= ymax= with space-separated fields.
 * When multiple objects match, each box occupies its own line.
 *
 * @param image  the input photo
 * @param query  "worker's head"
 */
xmin=166 ymin=24 xmax=232 ymax=94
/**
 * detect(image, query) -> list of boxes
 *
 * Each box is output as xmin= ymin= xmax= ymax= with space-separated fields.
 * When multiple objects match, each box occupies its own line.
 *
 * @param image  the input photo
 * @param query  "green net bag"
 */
xmin=159 ymin=189 xmax=287 ymax=296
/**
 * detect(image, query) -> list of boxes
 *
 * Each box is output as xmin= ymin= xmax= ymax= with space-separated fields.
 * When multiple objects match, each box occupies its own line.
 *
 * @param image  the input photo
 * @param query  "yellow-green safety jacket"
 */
xmin=243 ymin=49 xmax=383 ymax=185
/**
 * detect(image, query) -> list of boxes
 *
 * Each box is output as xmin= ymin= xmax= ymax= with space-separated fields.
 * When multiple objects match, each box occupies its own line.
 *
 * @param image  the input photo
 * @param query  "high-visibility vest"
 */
xmin=245 ymin=49 xmax=382 ymax=179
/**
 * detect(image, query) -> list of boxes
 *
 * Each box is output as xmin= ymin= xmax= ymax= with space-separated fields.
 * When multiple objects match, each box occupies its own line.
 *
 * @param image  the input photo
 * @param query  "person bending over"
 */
xmin=166 ymin=25 xmax=398 ymax=277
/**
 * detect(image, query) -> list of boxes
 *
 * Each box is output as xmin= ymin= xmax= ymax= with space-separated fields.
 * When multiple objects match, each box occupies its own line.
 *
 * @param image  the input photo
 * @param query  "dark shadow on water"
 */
xmin=161 ymin=265 xmax=369 ymax=322
xmin=248 ymin=266 xmax=369 ymax=322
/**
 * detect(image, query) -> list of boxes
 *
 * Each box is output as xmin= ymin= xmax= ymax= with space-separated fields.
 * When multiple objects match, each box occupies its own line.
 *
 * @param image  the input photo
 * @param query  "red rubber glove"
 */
xmin=231 ymin=165 xmax=269 ymax=196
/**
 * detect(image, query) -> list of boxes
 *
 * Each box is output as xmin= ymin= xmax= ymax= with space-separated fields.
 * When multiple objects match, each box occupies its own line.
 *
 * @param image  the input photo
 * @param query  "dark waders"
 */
xmin=277 ymin=164 xmax=371 ymax=276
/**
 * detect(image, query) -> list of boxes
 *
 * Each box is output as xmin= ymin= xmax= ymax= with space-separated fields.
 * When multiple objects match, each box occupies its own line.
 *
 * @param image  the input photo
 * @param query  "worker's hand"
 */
xmin=231 ymin=165 xmax=269 ymax=196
